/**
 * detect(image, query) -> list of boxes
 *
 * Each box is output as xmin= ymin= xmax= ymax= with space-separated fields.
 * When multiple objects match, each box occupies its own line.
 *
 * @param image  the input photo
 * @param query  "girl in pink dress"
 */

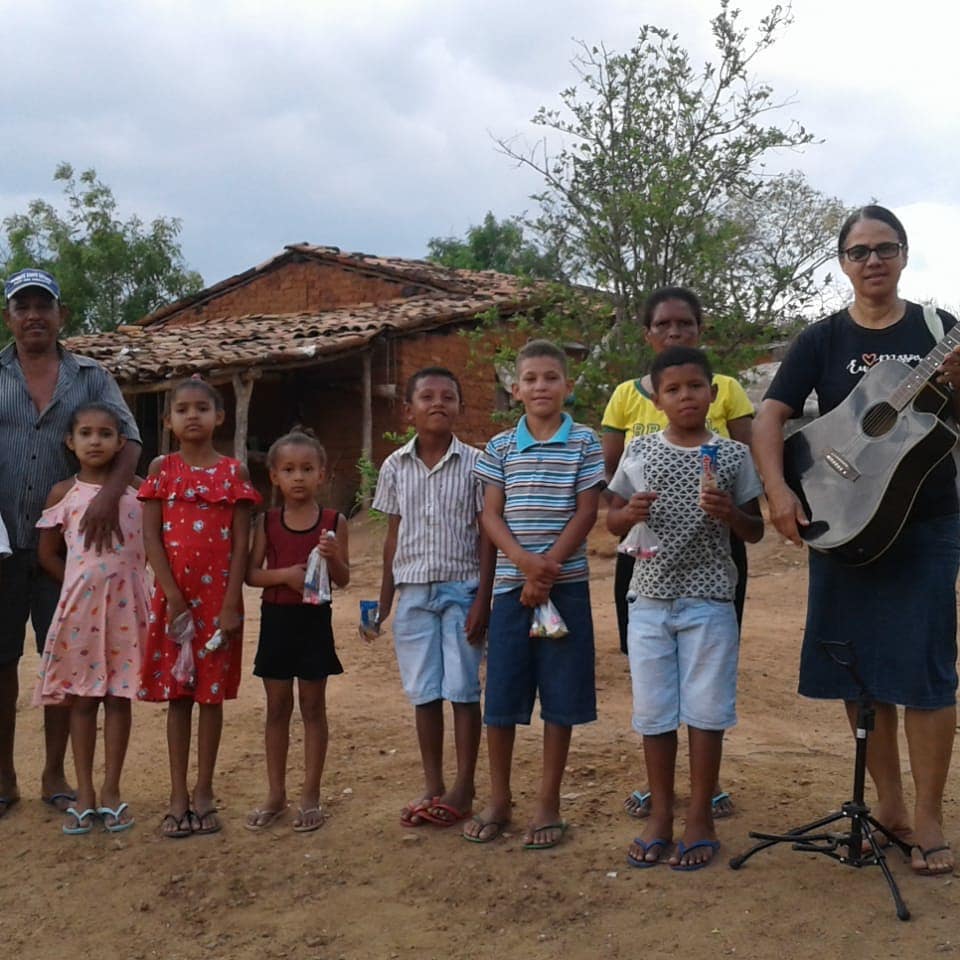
xmin=35 ymin=402 xmax=149 ymax=835
xmin=138 ymin=377 xmax=260 ymax=838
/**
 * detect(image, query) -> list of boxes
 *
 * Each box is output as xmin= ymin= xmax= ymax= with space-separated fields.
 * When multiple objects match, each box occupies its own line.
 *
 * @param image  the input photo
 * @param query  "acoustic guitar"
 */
xmin=783 ymin=322 xmax=960 ymax=565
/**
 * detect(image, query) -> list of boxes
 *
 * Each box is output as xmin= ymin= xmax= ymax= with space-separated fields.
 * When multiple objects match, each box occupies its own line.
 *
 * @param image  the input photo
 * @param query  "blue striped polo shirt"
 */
xmin=474 ymin=413 xmax=604 ymax=591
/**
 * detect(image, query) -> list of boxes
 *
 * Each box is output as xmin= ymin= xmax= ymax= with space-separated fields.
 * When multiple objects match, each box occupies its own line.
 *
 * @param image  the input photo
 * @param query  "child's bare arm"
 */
xmin=36 ymin=479 xmax=73 ymax=582
xmin=245 ymin=515 xmax=306 ymax=592
xmin=700 ymin=489 xmax=764 ymax=543
xmin=377 ymin=514 xmax=400 ymax=627
xmin=219 ymin=499 xmax=252 ymax=639
xmin=142 ymin=461 xmax=187 ymax=623
xmin=544 ymin=486 xmax=601 ymax=566
xmin=316 ymin=513 xmax=350 ymax=587
xmin=465 ymin=522 xmax=496 ymax=644
xmin=607 ymin=491 xmax=657 ymax=536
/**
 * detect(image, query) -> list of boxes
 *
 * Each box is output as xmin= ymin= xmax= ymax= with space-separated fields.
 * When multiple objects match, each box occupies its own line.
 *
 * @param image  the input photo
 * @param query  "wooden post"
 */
xmin=159 ymin=391 xmax=171 ymax=455
xmin=361 ymin=350 xmax=373 ymax=508
xmin=233 ymin=373 xmax=256 ymax=466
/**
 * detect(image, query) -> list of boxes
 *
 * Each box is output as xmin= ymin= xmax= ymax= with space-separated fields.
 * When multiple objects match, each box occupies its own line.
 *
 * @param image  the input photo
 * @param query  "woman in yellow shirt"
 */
xmin=601 ymin=286 xmax=754 ymax=820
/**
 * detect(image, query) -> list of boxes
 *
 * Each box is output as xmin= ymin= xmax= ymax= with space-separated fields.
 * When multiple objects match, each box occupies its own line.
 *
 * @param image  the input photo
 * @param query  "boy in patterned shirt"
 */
xmin=607 ymin=346 xmax=763 ymax=871
xmin=371 ymin=367 xmax=494 ymax=829
xmin=464 ymin=340 xmax=605 ymax=850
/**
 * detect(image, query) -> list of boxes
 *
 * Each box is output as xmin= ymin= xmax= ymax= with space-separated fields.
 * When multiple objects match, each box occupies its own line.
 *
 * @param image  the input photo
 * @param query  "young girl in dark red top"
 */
xmin=245 ymin=429 xmax=349 ymax=833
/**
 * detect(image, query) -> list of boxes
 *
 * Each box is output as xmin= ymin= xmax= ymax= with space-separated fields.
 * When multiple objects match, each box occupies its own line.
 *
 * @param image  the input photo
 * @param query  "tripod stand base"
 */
xmin=729 ymin=802 xmax=911 ymax=921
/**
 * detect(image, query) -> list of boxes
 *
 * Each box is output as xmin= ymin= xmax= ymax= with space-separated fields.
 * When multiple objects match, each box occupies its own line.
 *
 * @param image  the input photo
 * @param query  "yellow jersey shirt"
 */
xmin=601 ymin=373 xmax=754 ymax=439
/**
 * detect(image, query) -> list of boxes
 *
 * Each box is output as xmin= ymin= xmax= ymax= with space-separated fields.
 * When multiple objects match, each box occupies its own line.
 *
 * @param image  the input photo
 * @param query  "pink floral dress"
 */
xmin=33 ymin=480 xmax=148 ymax=705
xmin=137 ymin=454 xmax=260 ymax=704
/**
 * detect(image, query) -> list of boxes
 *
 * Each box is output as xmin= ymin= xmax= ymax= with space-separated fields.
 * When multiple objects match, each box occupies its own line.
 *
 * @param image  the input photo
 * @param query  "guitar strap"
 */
xmin=923 ymin=303 xmax=944 ymax=341
xmin=923 ymin=305 xmax=960 ymax=456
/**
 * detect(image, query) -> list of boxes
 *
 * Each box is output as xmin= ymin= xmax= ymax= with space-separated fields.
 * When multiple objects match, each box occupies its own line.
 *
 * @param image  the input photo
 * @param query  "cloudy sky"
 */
xmin=2 ymin=0 xmax=957 ymax=307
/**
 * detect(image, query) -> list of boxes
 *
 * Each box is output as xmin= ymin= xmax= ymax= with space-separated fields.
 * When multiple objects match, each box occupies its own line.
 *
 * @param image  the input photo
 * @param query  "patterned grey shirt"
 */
xmin=372 ymin=433 xmax=483 ymax=584
xmin=0 ymin=344 xmax=141 ymax=550
xmin=608 ymin=433 xmax=762 ymax=601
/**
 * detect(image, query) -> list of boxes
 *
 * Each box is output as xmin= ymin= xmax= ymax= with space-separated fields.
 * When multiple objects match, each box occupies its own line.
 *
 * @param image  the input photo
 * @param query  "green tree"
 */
xmin=427 ymin=211 xmax=563 ymax=279
xmin=2 ymin=163 xmax=203 ymax=336
xmin=496 ymin=2 xmax=848 ymax=373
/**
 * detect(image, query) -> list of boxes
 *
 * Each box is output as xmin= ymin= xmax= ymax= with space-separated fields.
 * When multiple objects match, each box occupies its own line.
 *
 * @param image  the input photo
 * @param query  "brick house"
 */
xmin=66 ymin=244 xmax=549 ymax=510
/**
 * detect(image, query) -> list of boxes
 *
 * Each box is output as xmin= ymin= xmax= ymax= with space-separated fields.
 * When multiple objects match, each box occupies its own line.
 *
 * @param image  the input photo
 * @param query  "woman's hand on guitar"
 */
xmin=936 ymin=345 xmax=960 ymax=389
xmin=765 ymin=483 xmax=808 ymax=547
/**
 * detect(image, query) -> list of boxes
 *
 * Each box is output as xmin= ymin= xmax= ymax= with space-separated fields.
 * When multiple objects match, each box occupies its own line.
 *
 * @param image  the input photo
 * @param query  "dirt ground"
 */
xmin=1 ymin=511 xmax=958 ymax=960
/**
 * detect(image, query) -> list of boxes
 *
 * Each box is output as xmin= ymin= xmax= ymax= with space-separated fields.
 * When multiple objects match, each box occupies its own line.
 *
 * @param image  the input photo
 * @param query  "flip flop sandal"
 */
xmin=292 ymin=807 xmax=325 ymax=833
xmin=671 ymin=839 xmax=721 ymax=872
xmin=419 ymin=802 xmax=473 ymax=826
xmin=400 ymin=798 xmax=435 ymax=828
xmin=42 ymin=792 xmax=78 ymax=811
xmin=62 ymin=807 xmax=98 ymax=835
xmin=193 ymin=808 xmax=223 ymax=836
xmin=624 ymin=790 xmax=651 ymax=819
xmin=98 ymin=802 xmax=135 ymax=833
xmin=522 ymin=821 xmax=568 ymax=850
xmin=244 ymin=807 xmax=287 ymax=831
xmin=462 ymin=815 xmax=509 ymax=844
xmin=160 ymin=810 xmax=195 ymax=839
xmin=627 ymin=836 xmax=670 ymax=868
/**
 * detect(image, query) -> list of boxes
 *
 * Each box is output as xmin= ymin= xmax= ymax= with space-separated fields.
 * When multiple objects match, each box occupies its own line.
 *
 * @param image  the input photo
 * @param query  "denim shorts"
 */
xmin=627 ymin=596 xmax=739 ymax=735
xmin=484 ymin=580 xmax=597 ymax=727
xmin=392 ymin=579 xmax=482 ymax=705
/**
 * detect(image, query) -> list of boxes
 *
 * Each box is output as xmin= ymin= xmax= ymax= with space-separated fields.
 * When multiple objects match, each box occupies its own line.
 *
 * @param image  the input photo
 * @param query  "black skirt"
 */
xmin=254 ymin=602 xmax=344 ymax=681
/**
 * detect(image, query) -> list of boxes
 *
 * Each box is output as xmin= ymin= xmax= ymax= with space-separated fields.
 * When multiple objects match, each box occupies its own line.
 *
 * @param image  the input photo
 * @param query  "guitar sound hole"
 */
xmin=861 ymin=402 xmax=897 ymax=438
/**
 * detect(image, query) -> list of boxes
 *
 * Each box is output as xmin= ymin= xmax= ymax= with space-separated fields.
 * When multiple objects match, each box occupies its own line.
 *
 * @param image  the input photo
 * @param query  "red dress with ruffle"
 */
xmin=137 ymin=454 xmax=261 ymax=704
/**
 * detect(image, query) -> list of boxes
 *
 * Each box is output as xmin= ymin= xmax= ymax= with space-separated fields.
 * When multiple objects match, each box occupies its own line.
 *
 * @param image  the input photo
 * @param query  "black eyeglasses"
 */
xmin=842 ymin=242 xmax=905 ymax=263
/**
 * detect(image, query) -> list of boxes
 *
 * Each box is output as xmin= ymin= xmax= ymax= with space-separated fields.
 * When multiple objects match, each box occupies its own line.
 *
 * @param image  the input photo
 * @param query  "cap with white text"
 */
xmin=4 ymin=268 xmax=61 ymax=302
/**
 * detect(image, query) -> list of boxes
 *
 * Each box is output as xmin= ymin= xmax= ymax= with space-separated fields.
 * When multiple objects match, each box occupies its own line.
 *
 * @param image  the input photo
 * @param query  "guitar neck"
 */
xmin=891 ymin=320 xmax=960 ymax=411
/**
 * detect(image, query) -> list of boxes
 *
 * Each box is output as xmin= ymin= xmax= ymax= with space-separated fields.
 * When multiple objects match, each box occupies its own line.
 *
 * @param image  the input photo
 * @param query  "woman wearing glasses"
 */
xmin=753 ymin=205 xmax=960 ymax=876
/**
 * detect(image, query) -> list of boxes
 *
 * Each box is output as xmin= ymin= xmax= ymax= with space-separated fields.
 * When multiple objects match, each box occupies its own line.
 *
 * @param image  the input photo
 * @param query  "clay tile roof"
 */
xmin=138 ymin=244 xmax=508 ymax=328
xmin=65 ymin=268 xmax=548 ymax=389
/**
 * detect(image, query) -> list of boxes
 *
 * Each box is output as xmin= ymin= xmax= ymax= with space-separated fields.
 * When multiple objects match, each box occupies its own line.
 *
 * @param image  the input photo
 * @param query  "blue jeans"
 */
xmin=484 ymin=580 xmax=597 ymax=727
xmin=627 ymin=596 xmax=739 ymax=735
xmin=393 ymin=579 xmax=482 ymax=705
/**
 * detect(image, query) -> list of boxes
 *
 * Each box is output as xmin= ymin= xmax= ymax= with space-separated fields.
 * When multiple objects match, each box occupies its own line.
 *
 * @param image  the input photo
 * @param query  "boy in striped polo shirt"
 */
xmin=372 ymin=367 xmax=494 ymax=828
xmin=464 ymin=340 xmax=604 ymax=849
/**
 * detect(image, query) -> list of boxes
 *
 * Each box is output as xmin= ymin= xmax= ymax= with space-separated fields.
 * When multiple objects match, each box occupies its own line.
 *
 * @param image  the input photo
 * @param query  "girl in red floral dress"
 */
xmin=138 ymin=377 xmax=260 ymax=838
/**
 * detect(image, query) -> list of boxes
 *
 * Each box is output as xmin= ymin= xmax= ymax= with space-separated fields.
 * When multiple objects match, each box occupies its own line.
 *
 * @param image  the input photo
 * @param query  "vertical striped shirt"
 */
xmin=474 ymin=413 xmax=605 ymax=591
xmin=0 ymin=344 xmax=141 ymax=550
xmin=372 ymin=433 xmax=483 ymax=584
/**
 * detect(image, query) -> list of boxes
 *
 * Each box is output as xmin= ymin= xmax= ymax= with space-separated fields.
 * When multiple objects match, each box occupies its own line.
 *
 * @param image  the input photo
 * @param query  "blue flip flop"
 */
xmin=627 ymin=836 xmax=670 ymax=868
xmin=62 ymin=807 xmax=98 ymax=835
xmin=98 ymin=802 xmax=135 ymax=833
xmin=671 ymin=839 xmax=721 ymax=871
xmin=624 ymin=790 xmax=652 ymax=818
xmin=42 ymin=791 xmax=77 ymax=811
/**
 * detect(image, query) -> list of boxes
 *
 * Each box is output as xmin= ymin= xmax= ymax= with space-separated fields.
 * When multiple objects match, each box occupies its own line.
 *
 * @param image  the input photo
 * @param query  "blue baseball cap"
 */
xmin=4 ymin=268 xmax=61 ymax=302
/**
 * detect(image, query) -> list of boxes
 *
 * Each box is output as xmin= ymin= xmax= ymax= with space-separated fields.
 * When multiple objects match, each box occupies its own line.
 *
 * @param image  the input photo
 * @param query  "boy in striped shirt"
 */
xmin=464 ymin=340 xmax=604 ymax=849
xmin=372 ymin=367 xmax=494 ymax=828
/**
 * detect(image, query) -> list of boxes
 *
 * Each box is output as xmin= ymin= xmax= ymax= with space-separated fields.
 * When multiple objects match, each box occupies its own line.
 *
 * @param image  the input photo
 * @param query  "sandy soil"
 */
xmin=1 ymin=512 xmax=958 ymax=960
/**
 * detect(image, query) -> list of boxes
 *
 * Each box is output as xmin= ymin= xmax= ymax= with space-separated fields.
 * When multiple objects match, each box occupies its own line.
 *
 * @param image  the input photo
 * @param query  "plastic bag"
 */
xmin=616 ymin=455 xmax=661 ymax=561
xmin=303 ymin=531 xmax=334 ymax=605
xmin=169 ymin=611 xmax=197 ymax=686
xmin=529 ymin=599 xmax=569 ymax=639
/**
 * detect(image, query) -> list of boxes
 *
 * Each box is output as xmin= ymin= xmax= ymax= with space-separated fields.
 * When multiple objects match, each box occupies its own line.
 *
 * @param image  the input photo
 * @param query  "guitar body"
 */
xmin=784 ymin=359 xmax=957 ymax=565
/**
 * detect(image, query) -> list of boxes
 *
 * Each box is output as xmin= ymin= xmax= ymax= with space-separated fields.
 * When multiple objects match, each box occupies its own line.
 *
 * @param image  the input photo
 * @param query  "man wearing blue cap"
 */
xmin=0 ymin=268 xmax=142 ymax=821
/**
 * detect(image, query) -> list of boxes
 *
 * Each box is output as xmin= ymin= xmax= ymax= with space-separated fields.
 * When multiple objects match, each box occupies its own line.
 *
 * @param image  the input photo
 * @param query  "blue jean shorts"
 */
xmin=484 ymin=580 xmax=597 ymax=727
xmin=392 ymin=579 xmax=482 ymax=705
xmin=627 ymin=596 xmax=738 ymax=735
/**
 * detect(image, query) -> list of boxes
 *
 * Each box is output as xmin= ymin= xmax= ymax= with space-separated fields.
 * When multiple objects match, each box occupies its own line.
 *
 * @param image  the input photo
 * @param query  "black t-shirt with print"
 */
xmin=766 ymin=301 xmax=958 ymax=520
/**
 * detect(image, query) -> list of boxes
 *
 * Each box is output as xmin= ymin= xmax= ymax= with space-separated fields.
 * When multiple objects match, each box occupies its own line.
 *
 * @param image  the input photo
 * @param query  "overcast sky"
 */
xmin=2 ymin=0 xmax=957 ymax=308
